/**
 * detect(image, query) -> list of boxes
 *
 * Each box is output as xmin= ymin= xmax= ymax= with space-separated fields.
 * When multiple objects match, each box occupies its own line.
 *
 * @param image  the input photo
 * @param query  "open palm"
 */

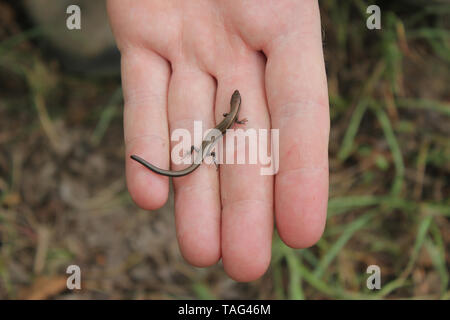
xmin=107 ymin=0 xmax=329 ymax=282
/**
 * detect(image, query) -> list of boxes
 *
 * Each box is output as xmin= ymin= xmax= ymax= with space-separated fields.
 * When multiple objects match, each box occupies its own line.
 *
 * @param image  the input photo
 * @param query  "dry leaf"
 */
xmin=20 ymin=276 xmax=68 ymax=300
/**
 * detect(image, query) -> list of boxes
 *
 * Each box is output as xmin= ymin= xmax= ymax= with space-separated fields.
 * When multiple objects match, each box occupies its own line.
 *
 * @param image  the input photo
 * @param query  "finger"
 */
xmin=168 ymin=64 xmax=221 ymax=267
xmin=264 ymin=1 xmax=329 ymax=248
xmin=216 ymin=53 xmax=274 ymax=282
xmin=122 ymin=48 xmax=171 ymax=210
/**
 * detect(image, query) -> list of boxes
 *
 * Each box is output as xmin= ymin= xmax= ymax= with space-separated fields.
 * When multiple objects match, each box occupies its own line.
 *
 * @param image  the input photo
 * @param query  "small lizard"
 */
xmin=130 ymin=90 xmax=246 ymax=177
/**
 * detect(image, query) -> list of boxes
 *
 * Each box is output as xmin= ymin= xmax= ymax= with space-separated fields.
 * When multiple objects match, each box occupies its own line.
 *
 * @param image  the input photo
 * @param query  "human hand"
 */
xmin=107 ymin=0 xmax=329 ymax=282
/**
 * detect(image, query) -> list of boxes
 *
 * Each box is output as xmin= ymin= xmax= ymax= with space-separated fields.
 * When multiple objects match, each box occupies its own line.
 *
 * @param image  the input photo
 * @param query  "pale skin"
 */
xmin=107 ymin=0 xmax=329 ymax=282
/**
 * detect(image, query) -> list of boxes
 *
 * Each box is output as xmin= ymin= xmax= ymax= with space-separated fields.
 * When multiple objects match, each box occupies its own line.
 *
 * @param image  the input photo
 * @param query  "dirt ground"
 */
xmin=0 ymin=0 xmax=449 ymax=299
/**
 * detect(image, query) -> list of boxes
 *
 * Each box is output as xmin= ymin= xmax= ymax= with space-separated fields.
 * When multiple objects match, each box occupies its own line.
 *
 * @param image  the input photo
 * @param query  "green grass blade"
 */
xmin=283 ymin=249 xmax=304 ymax=300
xmin=404 ymin=215 xmax=433 ymax=276
xmin=338 ymin=99 xmax=369 ymax=161
xmin=396 ymin=98 xmax=450 ymax=117
xmin=192 ymin=282 xmax=216 ymax=300
xmin=91 ymin=87 xmax=123 ymax=146
xmin=314 ymin=213 xmax=373 ymax=279
xmin=372 ymin=103 xmax=405 ymax=196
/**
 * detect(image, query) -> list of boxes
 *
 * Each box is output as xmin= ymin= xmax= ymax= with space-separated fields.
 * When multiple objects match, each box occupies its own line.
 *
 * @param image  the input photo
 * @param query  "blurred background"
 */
xmin=0 ymin=0 xmax=448 ymax=299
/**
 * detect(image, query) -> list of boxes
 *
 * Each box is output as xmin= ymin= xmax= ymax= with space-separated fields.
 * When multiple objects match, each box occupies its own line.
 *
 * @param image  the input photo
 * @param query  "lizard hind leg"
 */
xmin=181 ymin=145 xmax=199 ymax=160
xmin=208 ymin=151 xmax=219 ymax=171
